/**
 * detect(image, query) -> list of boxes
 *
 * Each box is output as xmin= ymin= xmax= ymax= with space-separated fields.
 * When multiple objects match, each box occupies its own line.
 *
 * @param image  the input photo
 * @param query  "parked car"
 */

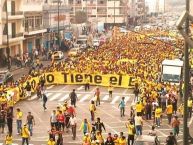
xmin=134 ymin=135 xmax=160 ymax=145
xmin=0 ymin=70 xmax=14 ymax=85
xmin=51 ymin=51 xmax=64 ymax=60
xmin=68 ymin=47 xmax=81 ymax=57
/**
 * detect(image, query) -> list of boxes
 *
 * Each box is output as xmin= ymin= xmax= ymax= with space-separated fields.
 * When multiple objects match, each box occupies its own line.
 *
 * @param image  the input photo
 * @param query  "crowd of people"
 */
xmin=0 ymin=28 xmax=192 ymax=145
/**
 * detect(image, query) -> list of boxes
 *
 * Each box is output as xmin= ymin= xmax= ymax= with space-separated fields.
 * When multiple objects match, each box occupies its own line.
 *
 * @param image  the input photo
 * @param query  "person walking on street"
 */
xmin=155 ymin=106 xmax=162 ymax=127
xmin=42 ymin=93 xmax=48 ymax=111
xmin=166 ymin=132 xmax=177 ymax=145
xmin=69 ymin=89 xmax=78 ymax=107
xmin=57 ymin=110 xmax=65 ymax=131
xmin=126 ymin=120 xmax=135 ymax=145
xmin=25 ymin=82 xmax=32 ymax=98
xmin=50 ymin=110 xmax=58 ymax=128
xmin=69 ymin=114 xmax=77 ymax=140
xmin=85 ymin=77 xmax=90 ymax=91
xmin=26 ymin=112 xmax=35 ymax=136
xmin=94 ymin=87 xmax=100 ymax=106
xmin=166 ymin=102 xmax=173 ymax=124
xmin=188 ymin=97 xmax=193 ymax=118
xmin=134 ymin=114 xmax=143 ymax=135
xmin=93 ymin=117 xmax=106 ymax=133
xmin=79 ymin=119 xmax=91 ymax=135
xmin=16 ymin=108 xmax=23 ymax=135
xmin=108 ymin=84 xmax=113 ymax=99
xmin=171 ymin=115 xmax=180 ymax=136
xmin=6 ymin=107 xmax=13 ymax=135
xmin=5 ymin=133 xmax=13 ymax=145
xmin=47 ymin=137 xmax=56 ymax=145
xmin=118 ymin=97 xmax=125 ymax=117
xmin=133 ymin=84 xmax=139 ymax=102
xmin=89 ymin=101 xmax=96 ymax=121
xmin=21 ymin=124 xmax=30 ymax=145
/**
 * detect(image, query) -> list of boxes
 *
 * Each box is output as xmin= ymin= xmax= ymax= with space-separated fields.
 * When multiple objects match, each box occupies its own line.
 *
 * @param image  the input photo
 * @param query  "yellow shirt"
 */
xmin=83 ymin=136 xmax=91 ymax=143
xmin=188 ymin=100 xmax=193 ymax=107
xmin=5 ymin=135 xmax=12 ymax=144
xmin=128 ymin=124 xmax=135 ymax=135
xmin=118 ymin=138 xmax=127 ymax=145
xmin=136 ymin=103 xmax=143 ymax=113
xmin=47 ymin=140 xmax=56 ymax=145
xmin=166 ymin=105 xmax=173 ymax=114
xmin=16 ymin=111 xmax=23 ymax=120
xmin=155 ymin=108 xmax=162 ymax=118
xmin=114 ymin=138 xmax=119 ymax=145
xmin=89 ymin=104 xmax=96 ymax=112
xmin=21 ymin=127 xmax=30 ymax=138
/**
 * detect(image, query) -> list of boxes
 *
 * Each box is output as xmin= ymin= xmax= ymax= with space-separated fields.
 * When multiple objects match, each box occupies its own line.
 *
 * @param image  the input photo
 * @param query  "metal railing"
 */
xmin=25 ymin=26 xmax=45 ymax=32
xmin=8 ymin=33 xmax=23 ymax=39
xmin=8 ymin=11 xmax=23 ymax=16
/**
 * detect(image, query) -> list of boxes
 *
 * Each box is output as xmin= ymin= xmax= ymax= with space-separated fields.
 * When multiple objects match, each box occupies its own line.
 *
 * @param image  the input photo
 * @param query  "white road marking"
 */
xmin=102 ymin=95 xmax=109 ymax=101
xmin=28 ymin=94 xmax=37 ymax=100
xmin=125 ymin=96 xmax=131 ymax=104
xmin=47 ymin=85 xmax=55 ymax=90
xmin=58 ymin=94 xmax=69 ymax=102
xmin=46 ymin=93 xmax=54 ymax=97
xmin=110 ymin=96 xmax=120 ymax=104
xmin=49 ymin=93 xmax=62 ymax=101
xmin=77 ymin=85 xmax=84 ymax=91
xmin=79 ymin=94 xmax=90 ymax=102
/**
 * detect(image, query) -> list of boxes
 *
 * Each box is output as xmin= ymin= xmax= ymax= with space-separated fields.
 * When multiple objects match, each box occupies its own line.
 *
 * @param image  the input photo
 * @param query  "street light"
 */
xmin=57 ymin=0 xmax=60 ymax=48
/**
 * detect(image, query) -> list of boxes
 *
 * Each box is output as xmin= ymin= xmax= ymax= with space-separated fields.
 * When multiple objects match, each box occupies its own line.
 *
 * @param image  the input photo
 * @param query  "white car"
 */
xmin=51 ymin=51 xmax=64 ymax=60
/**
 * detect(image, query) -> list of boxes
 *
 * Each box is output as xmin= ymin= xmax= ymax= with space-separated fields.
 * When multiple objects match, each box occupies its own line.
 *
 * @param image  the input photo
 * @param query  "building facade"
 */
xmin=0 ymin=0 xmax=24 ymax=64
xmin=128 ymin=0 xmax=146 ymax=26
xmin=66 ymin=0 xmax=128 ymax=28
xmin=145 ymin=0 xmax=165 ymax=15
xmin=22 ymin=0 xmax=48 ymax=56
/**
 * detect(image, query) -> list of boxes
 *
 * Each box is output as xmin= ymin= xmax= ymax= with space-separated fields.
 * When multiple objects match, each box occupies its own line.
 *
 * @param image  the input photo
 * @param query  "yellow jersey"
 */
xmin=16 ymin=111 xmax=23 ymax=120
xmin=166 ymin=105 xmax=173 ymax=114
xmin=188 ymin=100 xmax=193 ymax=107
xmin=5 ymin=135 xmax=12 ymax=144
xmin=128 ymin=124 xmax=135 ymax=135
xmin=21 ymin=127 xmax=30 ymax=138
xmin=118 ymin=138 xmax=127 ymax=145
xmin=136 ymin=103 xmax=143 ymax=113
xmin=155 ymin=108 xmax=162 ymax=118
xmin=47 ymin=140 xmax=56 ymax=145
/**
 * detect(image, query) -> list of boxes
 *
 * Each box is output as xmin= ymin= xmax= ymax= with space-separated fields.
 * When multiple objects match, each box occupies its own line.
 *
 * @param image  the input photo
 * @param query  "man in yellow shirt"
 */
xmin=136 ymin=102 xmax=143 ymax=116
xmin=166 ymin=102 xmax=173 ymax=124
xmin=47 ymin=137 xmax=56 ymax=145
xmin=5 ymin=133 xmax=12 ymax=145
xmin=188 ymin=97 xmax=193 ymax=118
xmin=118 ymin=132 xmax=126 ymax=145
xmin=155 ymin=106 xmax=162 ymax=127
xmin=21 ymin=124 xmax=30 ymax=145
xmin=16 ymin=108 xmax=23 ymax=134
xmin=126 ymin=121 xmax=135 ymax=145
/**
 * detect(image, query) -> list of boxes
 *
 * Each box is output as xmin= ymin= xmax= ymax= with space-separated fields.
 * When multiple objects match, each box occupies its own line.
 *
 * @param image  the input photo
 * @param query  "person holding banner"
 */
xmin=25 ymin=82 xmax=32 ymax=98
xmin=85 ymin=77 xmax=90 ymax=91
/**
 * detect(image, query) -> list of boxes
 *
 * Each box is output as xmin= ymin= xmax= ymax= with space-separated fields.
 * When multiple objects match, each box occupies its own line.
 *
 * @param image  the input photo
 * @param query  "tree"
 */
xmin=71 ymin=11 xmax=87 ymax=24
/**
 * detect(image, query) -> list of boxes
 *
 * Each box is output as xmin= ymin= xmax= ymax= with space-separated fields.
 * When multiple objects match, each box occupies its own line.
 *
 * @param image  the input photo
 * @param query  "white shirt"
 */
xmin=135 ymin=116 xmax=143 ymax=126
xmin=69 ymin=117 xmax=77 ymax=125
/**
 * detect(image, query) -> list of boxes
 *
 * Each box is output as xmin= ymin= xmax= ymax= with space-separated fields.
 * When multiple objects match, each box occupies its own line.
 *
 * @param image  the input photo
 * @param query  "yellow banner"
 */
xmin=42 ymin=72 xmax=136 ymax=88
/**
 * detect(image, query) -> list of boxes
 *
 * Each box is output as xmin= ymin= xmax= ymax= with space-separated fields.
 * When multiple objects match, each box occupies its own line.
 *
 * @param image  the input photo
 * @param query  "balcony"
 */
xmin=43 ymin=4 xmax=71 ymax=12
xmin=2 ymin=11 xmax=24 ymax=21
xmin=24 ymin=26 xmax=47 ymax=36
xmin=2 ymin=33 xmax=24 ymax=44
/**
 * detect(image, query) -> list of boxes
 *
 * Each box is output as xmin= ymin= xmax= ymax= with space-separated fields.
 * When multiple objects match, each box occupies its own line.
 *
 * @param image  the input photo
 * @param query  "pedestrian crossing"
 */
xmin=29 ymin=92 xmax=134 ymax=104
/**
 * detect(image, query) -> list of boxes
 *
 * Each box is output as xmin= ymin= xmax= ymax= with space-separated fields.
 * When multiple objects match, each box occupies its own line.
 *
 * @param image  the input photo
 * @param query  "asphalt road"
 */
xmin=0 ymin=84 xmax=190 ymax=145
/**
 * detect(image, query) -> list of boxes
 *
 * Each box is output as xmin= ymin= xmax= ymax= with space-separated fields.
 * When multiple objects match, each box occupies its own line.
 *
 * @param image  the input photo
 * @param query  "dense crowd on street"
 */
xmin=0 ymin=28 xmax=193 ymax=145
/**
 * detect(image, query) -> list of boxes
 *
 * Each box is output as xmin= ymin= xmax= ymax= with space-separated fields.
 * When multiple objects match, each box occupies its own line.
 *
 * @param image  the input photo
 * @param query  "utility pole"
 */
xmin=183 ymin=0 xmax=190 ymax=144
xmin=57 ymin=0 xmax=60 ymax=48
xmin=114 ymin=0 xmax=115 ymax=26
xmin=6 ymin=0 xmax=10 ymax=70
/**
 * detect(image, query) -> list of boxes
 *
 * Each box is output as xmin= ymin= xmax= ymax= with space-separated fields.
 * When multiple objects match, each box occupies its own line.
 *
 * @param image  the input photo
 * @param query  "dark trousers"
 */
xmin=22 ymin=137 xmax=29 ymax=145
xmin=85 ymin=83 xmax=90 ymax=91
xmin=58 ymin=122 xmax=64 ymax=131
xmin=128 ymin=135 xmax=134 ymax=145
xmin=167 ymin=114 xmax=172 ymax=124
xmin=71 ymin=100 xmax=76 ymax=107
xmin=43 ymin=102 xmax=47 ymax=110
xmin=120 ymin=107 xmax=125 ymax=117
xmin=7 ymin=118 xmax=13 ymax=135
xmin=72 ymin=125 xmax=76 ymax=140
xmin=146 ymin=111 xmax=152 ymax=120
xmin=91 ymin=111 xmax=95 ymax=121
xmin=96 ymin=97 xmax=100 ymax=106
xmin=188 ymin=107 xmax=192 ymax=118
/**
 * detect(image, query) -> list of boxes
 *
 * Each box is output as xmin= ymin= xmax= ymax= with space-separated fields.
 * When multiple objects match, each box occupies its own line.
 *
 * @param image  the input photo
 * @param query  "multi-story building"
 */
xmin=0 ymin=0 xmax=24 ymax=61
xmin=145 ymin=0 xmax=165 ymax=15
xmin=128 ymin=0 xmax=146 ymax=26
xmin=67 ymin=0 xmax=128 ymax=28
xmin=22 ymin=0 xmax=48 ymax=55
